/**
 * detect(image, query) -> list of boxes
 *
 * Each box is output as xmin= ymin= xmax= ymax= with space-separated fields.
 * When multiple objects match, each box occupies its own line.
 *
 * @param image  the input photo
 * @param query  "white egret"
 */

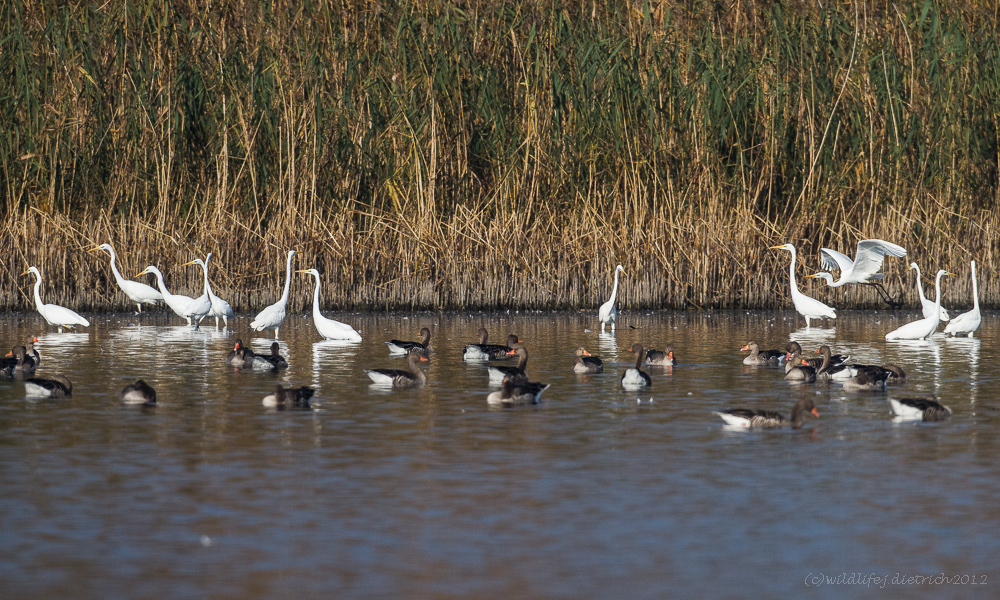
xmin=22 ymin=267 xmax=90 ymax=332
xmin=136 ymin=266 xmax=195 ymax=325
xmin=297 ymin=269 xmax=363 ymax=341
xmin=179 ymin=258 xmax=214 ymax=327
xmin=203 ymin=253 xmax=234 ymax=329
xmin=908 ymin=263 xmax=950 ymax=321
xmin=770 ymin=244 xmax=837 ymax=327
xmin=944 ymin=261 xmax=981 ymax=337
xmin=90 ymin=243 xmax=163 ymax=312
xmin=885 ymin=270 xmax=953 ymax=340
xmin=805 ymin=239 xmax=906 ymax=305
xmin=250 ymin=249 xmax=297 ymax=338
xmin=598 ymin=264 xmax=626 ymax=332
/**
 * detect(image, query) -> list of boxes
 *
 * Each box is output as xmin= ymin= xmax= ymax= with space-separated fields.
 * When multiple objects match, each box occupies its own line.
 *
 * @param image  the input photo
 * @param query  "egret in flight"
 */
xmin=885 ymin=270 xmax=953 ymax=340
xmin=598 ymin=265 xmax=626 ymax=332
xmin=297 ymin=269 xmax=362 ymax=341
xmin=770 ymin=244 xmax=837 ymax=328
xmin=135 ymin=266 xmax=196 ymax=325
xmin=908 ymin=263 xmax=950 ymax=321
xmin=250 ymin=250 xmax=297 ymax=338
xmin=180 ymin=258 xmax=214 ymax=327
xmin=22 ymin=266 xmax=90 ymax=332
xmin=943 ymin=261 xmax=981 ymax=337
xmin=90 ymin=243 xmax=163 ymax=312
xmin=806 ymin=239 xmax=906 ymax=305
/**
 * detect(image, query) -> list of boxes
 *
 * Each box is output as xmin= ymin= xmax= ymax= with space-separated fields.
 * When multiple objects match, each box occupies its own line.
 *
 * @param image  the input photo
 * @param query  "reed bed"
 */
xmin=1 ymin=1 xmax=997 ymax=312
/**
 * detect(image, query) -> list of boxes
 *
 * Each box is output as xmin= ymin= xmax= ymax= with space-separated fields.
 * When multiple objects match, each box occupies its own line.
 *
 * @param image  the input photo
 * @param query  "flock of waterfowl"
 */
xmin=4 ymin=238 xmax=983 ymax=418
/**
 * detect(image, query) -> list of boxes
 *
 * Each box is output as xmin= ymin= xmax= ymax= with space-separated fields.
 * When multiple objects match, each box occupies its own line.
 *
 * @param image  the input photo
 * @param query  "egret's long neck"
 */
xmin=609 ymin=269 xmax=620 ymax=304
xmin=200 ymin=263 xmax=211 ymax=295
xmin=106 ymin=251 xmax=126 ymax=287
xmin=153 ymin=270 xmax=169 ymax=296
xmin=32 ymin=275 xmax=44 ymax=310
xmin=932 ymin=271 xmax=944 ymax=320
xmin=913 ymin=267 xmax=925 ymax=300
xmin=788 ymin=248 xmax=800 ymax=297
xmin=972 ymin=263 xmax=979 ymax=310
xmin=311 ymin=275 xmax=322 ymax=319
xmin=280 ymin=253 xmax=294 ymax=303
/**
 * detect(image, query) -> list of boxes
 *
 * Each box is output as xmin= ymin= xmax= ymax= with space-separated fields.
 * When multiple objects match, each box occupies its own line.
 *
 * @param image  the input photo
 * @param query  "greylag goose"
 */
xmin=573 ymin=347 xmax=604 ymax=373
xmin=6 ymin=337 xmax=41 ymax=366
xmin=463 ymin=329 xmax=520 ymax=361
xmin=263 ymin=384 xmax=315 ymax=408
xmin=250 ymin=342 xmax=289 ymax=371
xmin=841 ymin=366 xmax=892 ymax=391
xmin=365 ymin=347 xmax=428 ymax=387
xmin=742 ymin=341 xmax=783 ymax=366
xmin=386 ymin=327 xmax=432 ymax=357
xmin=487 ymin=378 xmax=550 ymax=406
xmin=1 ymin=346 xmax=36 ymax=378
xmin=121 ymin=380 xmax=157 ymax=405
xmin=885 ymin=364 xmax=906 ymax=385
xmin=24 ymin=375 xmax=73 ymax=398
xmin=889 ymin=396 xmax=951 ymax=422
xmin=621 ymin=343 xmax=652 ymax=388
xmin=226 ymin=339 xmax=251 ymax=368
xmin=784 ymin=354 xmax=817 ymax=382
xmin=645 ymin=344 xmax=677 ymax=366
xmin=487 ymin=346 xmax=529 ymax=384
xmin=713 ymin=398 xmax=819 ymax=429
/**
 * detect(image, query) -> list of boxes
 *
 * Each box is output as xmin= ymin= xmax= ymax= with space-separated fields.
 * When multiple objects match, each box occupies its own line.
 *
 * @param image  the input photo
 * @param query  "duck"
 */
xmin=365 ymin=347 xmax=428 ymax=387
xmin=841 ymin=366 xmax=891 ymax=391
xmin=24 ymin=375 xmax=73 ymax=398
xmin=713 ymin=398 xmax=819 ymax=429
xmin=386 ymin=327 xmax=432 ymax=357
xmin=120 ymin=380 xmax=157 ymax=405
xmin=262 ymin=384 xmax=315 ymax=408
xmin=742 ymin=341 xmax=783 ymax=366
xmin=885 ymin=364 xmax=907 ymax=385
xmin=889 ymin=396 xmax=952 ymax=422
xmin=250 ymin=342 xmax=289 ymax=371
xmin=645 ymin=344 xmax=677 ymax=366
xmin=621 ymin=343 xmax=652 ymax=388
xmin=944 ymin=260 xmax=981 ymax=337
xmin=487 ymin=346 xmax=530 ymax=385
xmin=784 ymin=355 xmax=816 ymax=383
xmin=486 ymin=378 xmax=550 ymax=406
xmin=809 ymin=345 xmax=855 ymax=381
xmin=463 ymin=329 xmax=520 ymax=361
xmin=573 ymin=347 xmax=604 ymax=374
xmin=1 ymin=346 xmax=36 ymax=378
xmin=225 ymin=339 xmax=251 ymax=368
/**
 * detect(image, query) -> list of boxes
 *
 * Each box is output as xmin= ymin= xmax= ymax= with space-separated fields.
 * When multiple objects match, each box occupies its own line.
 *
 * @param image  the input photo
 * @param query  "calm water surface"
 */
xmin=1 ymin=309 xmax=998 ymax=598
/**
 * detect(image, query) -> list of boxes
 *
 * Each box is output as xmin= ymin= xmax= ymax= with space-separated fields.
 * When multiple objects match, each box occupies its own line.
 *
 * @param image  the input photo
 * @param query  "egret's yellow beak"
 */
xmin=296 ymin=269 xmax=310 ymax=274
xmin=768 ymin=244 xmax=785 ymax=250
xmin=805 ymin=273 xmax=820 ymax=278
xmin=20 ymin=269 xmax=31 ymax=276
xmin=181 ymin=260 xmax=197 ymax=266
xmin=88 ymin=246 xmax=101 ymax=252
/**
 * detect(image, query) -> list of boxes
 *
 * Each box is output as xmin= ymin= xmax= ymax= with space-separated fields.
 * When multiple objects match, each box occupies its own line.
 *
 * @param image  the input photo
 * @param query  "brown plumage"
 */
xmin=24 ymin=374 xmax=72 ymax=398
xmin=714 ymin=398 xmax=820 ymax=429
xmin=742 ymin=341 xmax=783 ymax=366
xmin=645 ymin=344 xmax=677 ymax=366
xmin=573 ymin=347 xmax=604 ymax=373
xmin=486 ymin=378 xmax=550 ymax=406
xmin=121 ymin=379 xmax=157 ymax=406
xmin=365 ymin=347 xmax=429 ymax=387
xmin=621 ymin=343 xmax=652 ymax=387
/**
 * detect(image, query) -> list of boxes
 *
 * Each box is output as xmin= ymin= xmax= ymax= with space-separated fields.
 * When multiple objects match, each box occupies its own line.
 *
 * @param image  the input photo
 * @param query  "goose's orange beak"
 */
xmin=811 ymin=408 xmax=820 ymax=417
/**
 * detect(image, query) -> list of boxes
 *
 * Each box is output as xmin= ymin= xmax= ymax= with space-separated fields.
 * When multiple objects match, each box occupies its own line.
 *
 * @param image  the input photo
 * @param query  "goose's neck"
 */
xmin=634 ymin=347 xmax=643 ymax=369
xmin=517 ymin=352 xmax=528 ymax=370
xmin=280 ymin=252 xmax=294 ymax=303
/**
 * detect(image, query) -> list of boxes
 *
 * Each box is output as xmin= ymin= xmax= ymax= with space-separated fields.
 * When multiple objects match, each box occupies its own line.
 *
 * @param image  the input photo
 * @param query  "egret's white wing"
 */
xmin=851 ymin=239 xmax=907 ymax=279
xmin=819 ymin=248 xmax=854 ymax=272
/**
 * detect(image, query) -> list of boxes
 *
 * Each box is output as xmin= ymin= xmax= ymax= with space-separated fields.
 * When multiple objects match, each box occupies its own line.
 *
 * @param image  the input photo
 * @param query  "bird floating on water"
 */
xmin=24 ymin=374 xmax=73 ymax=398
xmin=121 ymin=379 xmax=157 ymax=406
xmin=621 ymin=343 xmax=652 ymax=388
xmin=136 ymin=266 xmax=196 ymax=325
xmin=889 ymin=396 xmax=951 ymax=422
xmin=22 ymin=267 xmax=90 ymax=332
xmin=908 ymin=263 xmax=950 ymax=321
xmin=463 ymin=329 xmax=519 ymax=362
xmin=386 ymin=327 xmax=432 ymax=357
xmin=713 ymin=398 xmax=819 ymax=429
xmin=770 ymin=244 xmax=836 ymax=328
xmin=365 ymin=347 xmax=428 ymax=387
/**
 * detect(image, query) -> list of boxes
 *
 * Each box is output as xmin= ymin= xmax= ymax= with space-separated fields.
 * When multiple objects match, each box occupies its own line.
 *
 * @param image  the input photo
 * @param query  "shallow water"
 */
xmin=1 ymin=309 xmax=998 ymax=598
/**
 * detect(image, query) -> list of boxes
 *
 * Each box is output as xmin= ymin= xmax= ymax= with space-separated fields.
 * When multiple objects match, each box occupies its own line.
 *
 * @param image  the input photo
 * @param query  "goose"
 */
xmin=120 ymin=380 xmax=157 ymax=405
xmin=784 ymin=355 xmax=817 ymax=383
xmin=1 ymin=346 xmax=36 ymax=378
xmin=909 ymin=263 xmax=951 ymax=321
xmin=841 ymin=366 xmax=891 ymax=391
xmin=487 ymin=347 xmax=530 ymax=384
xmin=805 ymin=239 xmax=907 ymax=305
xmin=645 ymin=344 xmax=677 ymax=366
xmin=90 ymin=243 xmax=163 ymax=312
xmin=365 ymin=347 xmax=428 ymax=387
xmin=944 ymin=261 xmax=981 ymax=337
xmin=250 ymin=250 xmax=297 ymax=338
xmin=786 ymin=341 xmax=848 ymax=369
xmin=621 ymin=343 xmax=652 ymax=388
xmin=713 ymin=398 xmax=819 ymax=429
xmin=889 ymin=396 xmax=952 ymax=422
xmin=885 ymin=270 xmax=953 ymax=340
xmin=573 ymin=347 xmax=604 ymax=374
xmin=136 ymin=266 xmax=196 ymax=325
xmin=486 ymin=378 xmax=550 ymax=406
xmin=250 ymin=342 xmax=288 ymax=371
xmin=263 ymin=384 xmax=315 ymax=408
xmin=770 ymin=244 xmax=837 ymax=327
xmin=226 ymin=339 xmax=251 ymax=368
xmin=179 ymin=258 xmax=214 ymax=327
xmin=463 ymin=329 xmax=519 ymax=361
xmin=22 ymin=267 xmax=90 ymax=332
xmin=5 ymin=338 xmax=41 ymax=367
xmin=804 ymin=345 xmax=851 ymax=379
xmin=24 ymin=375 xmax=73 ymax=398
xmin=297 ymin=269 xmax=363 ymax=341
xmin=742 ymin=341 xmax=783 ymax=366
xmin=884 ymin=365 xmax=907 ymax=385
xmin=386 ymin=327 xmax=432 ymax=357
xmin=598 ymin=264 xmax=626 ymax=332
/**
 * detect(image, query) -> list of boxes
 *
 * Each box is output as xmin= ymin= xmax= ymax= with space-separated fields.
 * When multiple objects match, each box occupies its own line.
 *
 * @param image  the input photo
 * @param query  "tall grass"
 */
xmin=1 ymin=1 xmax=997 ymax=312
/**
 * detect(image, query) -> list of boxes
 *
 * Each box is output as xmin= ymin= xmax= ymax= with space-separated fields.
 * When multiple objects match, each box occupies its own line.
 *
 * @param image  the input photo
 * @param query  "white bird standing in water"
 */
xmin=135 ymin=266 xmax=196 ymax=325
xmin=90 ymin=243 xmax=163 ymax=312
xmin=885 ymin=270 xmax=953 ymax=341
xmin=908 ymin=262 xmax=951 ymax=321
xmin=297 ymin=269 xmax=362 ymax=341
xmin=598 ymin=264 xmax=626 ymax=332
xmin=250 ymin=250 xmax=297 ymax=338
xmin=770 ymin=244 xmax=836 ymax=327
xmin=22 ymin=267 xmax=90 ymax=332
xmin=180 ymin=258 xmax=214 ymax=327
xmin=202 ymin=253 xmax=234 ymax=328
xmin=944 ymin=261 xmax=981 ymax=337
